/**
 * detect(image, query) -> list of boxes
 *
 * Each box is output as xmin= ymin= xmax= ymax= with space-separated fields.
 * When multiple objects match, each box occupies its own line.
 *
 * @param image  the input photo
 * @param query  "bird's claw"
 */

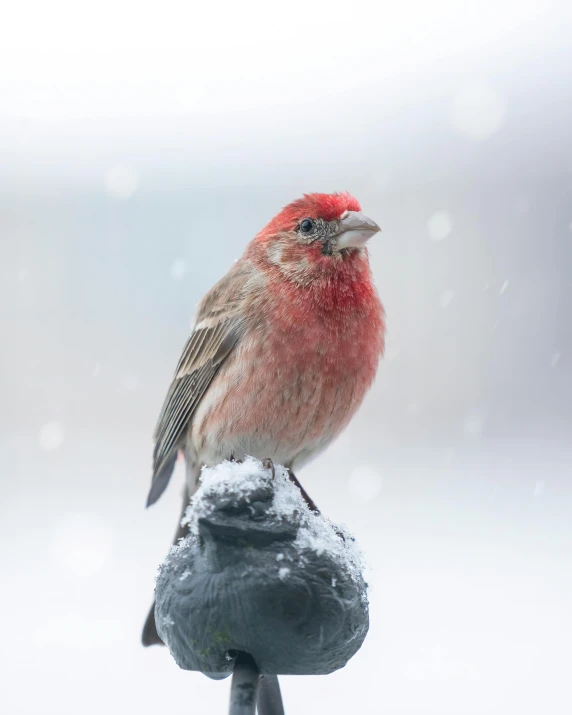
xmin=261 ymin=458 xmax=275 ymax=479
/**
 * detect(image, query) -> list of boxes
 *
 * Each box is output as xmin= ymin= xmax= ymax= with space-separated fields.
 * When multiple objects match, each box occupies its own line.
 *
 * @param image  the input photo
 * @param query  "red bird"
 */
xmin=143 ymin=192 xmax=385 ymax=645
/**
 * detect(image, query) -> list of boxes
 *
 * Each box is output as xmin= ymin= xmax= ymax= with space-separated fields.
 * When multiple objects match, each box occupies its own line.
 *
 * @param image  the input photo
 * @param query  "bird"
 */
xmin=142 ymin=191 xmax=386 ymax=646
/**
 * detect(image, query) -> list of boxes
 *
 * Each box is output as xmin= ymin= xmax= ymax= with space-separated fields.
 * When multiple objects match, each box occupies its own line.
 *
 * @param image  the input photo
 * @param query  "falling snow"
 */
xmin=408 ymin=402 xmax=421 ymax=416
xmin=464 ymin=411 xmax=486 ymax=436
xmin=440 ymin=290 xmax=454 ymax=308
xmin=104 ymin=165 xmax=139 ymax=199
xmin=450 ymin=81 xmax=507 ymax=141
xmin=39 ymin=421 xmax=65 ymax=451
xmin=427 ymin=211 xmax=453 ymax=240
xmin=348 ymin=465 xmax=383 ymax=501
xmin=500 ymin=280 xmax=509 ymax=294
xmin=171 ymin=259 xmax=187 ymax=280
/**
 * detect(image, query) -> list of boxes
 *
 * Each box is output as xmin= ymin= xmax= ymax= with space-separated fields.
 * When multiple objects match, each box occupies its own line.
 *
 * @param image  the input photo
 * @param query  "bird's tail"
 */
xmin=142 ymin=487 xmax=191 ymax=646
xmin=142 ymin=457 xmax=202 ymax=647
xmin=141 ymin=452 xmax=201 ymax=647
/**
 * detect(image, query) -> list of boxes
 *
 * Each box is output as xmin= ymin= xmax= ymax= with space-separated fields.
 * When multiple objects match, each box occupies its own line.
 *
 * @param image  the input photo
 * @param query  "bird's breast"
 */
xmin=191 ymin=275 xmax=385 ymax=467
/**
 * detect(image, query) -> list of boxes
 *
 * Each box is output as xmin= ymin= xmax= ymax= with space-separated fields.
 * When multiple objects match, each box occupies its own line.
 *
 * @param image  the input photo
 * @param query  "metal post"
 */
xmin=257 ymin=675 xmax=285 ymax=715
xmin=229 ymin=653 xmax=260 ymax=715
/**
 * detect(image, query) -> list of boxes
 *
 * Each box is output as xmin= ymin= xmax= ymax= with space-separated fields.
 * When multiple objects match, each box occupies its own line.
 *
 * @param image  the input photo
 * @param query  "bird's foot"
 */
xmin=286 ymin=469 xmax=344 ymax=541
xmin=261 ymin=458 xmax=276 ymax=479
xmin=287 ymin=471 xmax=320 ymax=514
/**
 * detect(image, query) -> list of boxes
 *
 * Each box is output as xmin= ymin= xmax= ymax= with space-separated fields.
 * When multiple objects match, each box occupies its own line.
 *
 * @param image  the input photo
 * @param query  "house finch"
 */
xmin=143 ymin=191 xmax=385 ymax=646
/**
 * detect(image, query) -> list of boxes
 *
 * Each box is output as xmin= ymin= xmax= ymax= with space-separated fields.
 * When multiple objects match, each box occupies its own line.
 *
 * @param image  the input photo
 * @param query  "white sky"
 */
xmin=0 ymin=0 xmax=564 ymax=120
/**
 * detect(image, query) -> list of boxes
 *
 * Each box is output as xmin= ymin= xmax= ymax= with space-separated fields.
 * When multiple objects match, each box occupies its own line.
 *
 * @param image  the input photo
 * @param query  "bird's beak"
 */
xmin=336 ymin=211 xmax=381 ymax=250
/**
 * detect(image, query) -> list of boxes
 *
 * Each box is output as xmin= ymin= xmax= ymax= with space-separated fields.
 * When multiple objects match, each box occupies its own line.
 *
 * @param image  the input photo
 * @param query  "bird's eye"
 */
xmin=299 ymin=218 xmax=315 ymax=234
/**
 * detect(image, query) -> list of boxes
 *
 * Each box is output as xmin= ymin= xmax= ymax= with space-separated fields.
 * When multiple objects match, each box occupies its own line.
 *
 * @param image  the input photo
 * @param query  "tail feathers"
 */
xmin=146 ymin=450 xmax=178 ymax=507
xmin=142 ymin=602 xmax=164 ymax=646
xmin=142 ymin=486 xmax=192 ymax=648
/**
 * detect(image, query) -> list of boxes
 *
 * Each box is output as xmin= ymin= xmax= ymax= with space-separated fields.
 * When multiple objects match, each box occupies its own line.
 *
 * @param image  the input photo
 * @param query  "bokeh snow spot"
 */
xmin=18 ymin=268 xmax=28 ymax=283
xmin=550 ymin=352 xmax=560 ymax=368
xmin=533 ymin=481 xmax=545 ymax=497
xmin=171 ymin=259 xmax=187 ymax=280
xmin=450 ymin=81 xmax=507 ymax=141
xmin=440 ymin=290 xmax=454 ymax=308
xmin=104 ymin=165 xmax=139 ymax=199
xmin=464 ymin=410 xmax=486 ymax=436
xmin=348 ymin=465 xmax=383 ymax=501
xmin=427 ymin=211 xmax=453 ymax=240
xmin=49 ymin=513 xmax=113 ymax=577
xmin=500 ymin=280 xmax=509 ymax=294
xmin=39 ymin=421 xmax=65 ymax=451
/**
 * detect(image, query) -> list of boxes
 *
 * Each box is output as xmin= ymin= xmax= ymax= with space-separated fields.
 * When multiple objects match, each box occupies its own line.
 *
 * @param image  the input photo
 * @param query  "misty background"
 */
xmin=1 ymin=1 xmax=571 ymax=713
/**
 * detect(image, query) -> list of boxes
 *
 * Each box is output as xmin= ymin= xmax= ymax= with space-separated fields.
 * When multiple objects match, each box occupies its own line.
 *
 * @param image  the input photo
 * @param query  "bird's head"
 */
xmin=248 ymin=192 xmax=381 ymax=281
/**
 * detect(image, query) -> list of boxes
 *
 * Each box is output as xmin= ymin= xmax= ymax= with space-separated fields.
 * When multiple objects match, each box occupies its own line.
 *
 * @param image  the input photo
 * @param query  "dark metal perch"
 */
xmin=257 ymin=676 xmax=285 ymax=715
xmin=229 ymin=653 xmax=260 ymax=715
xmin=152 ymin=458 xmax=369 ymax=713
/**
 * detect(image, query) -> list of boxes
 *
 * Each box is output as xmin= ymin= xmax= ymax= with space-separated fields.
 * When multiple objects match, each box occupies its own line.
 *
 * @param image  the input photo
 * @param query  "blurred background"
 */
xmin=1 ymin=1 xmax=571 ymax=713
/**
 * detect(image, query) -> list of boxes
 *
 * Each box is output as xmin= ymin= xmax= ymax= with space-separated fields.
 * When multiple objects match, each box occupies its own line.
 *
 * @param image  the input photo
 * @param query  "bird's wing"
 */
xmin=146 ymin=264 xmax=252 ymax=506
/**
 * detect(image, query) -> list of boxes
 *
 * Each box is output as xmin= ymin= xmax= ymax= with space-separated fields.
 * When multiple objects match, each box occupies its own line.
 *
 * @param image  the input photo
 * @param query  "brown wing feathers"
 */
xmin=146 ymin=318 xmax=241 ymax=506
xmin=145 ymin=260 xmax=256 ymax=507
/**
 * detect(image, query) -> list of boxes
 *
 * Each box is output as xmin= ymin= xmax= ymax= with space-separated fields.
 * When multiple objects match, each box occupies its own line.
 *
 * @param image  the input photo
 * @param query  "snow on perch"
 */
xmin=154 ymin=457 xmax=370 ymax=677
xmin=180 ymin=456 xmax=366 ymax=585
